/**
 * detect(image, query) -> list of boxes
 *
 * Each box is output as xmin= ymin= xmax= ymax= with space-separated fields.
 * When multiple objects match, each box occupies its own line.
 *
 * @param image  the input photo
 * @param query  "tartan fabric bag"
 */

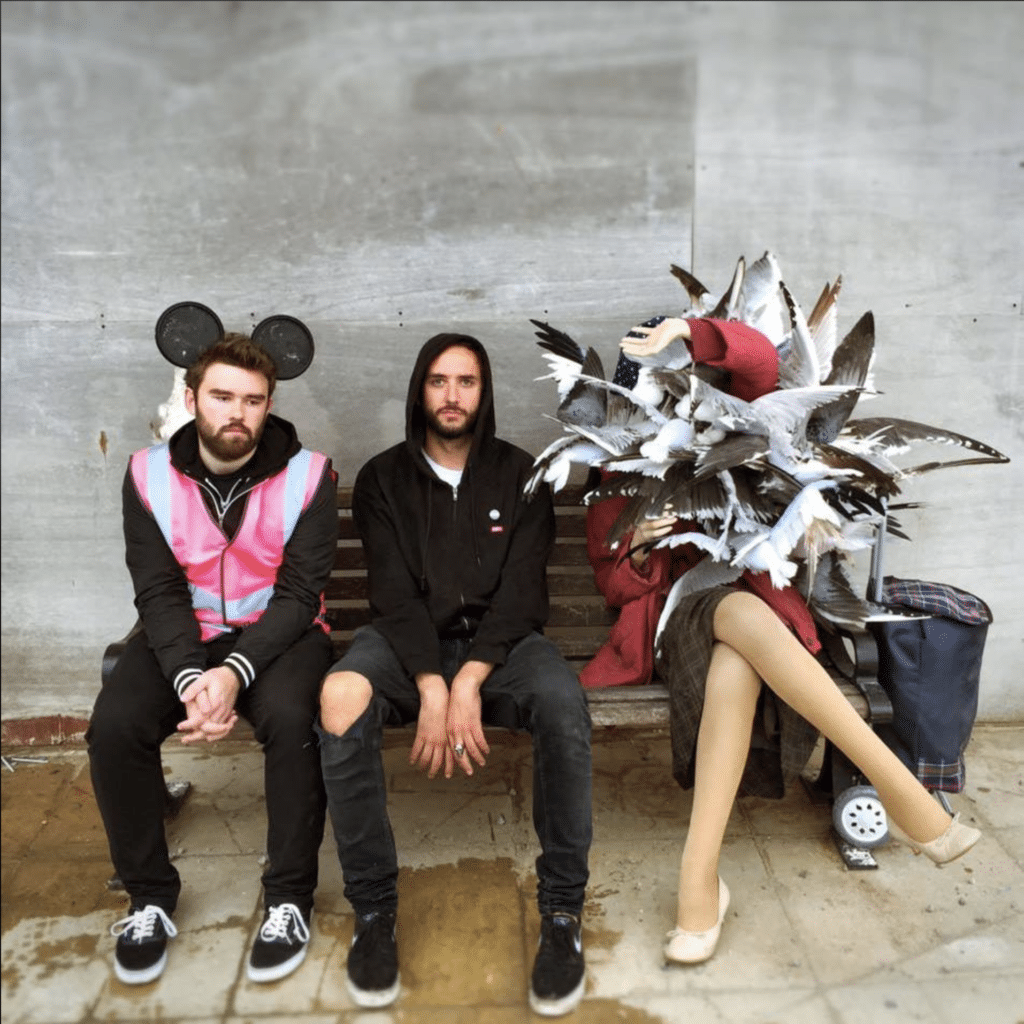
xmin=869 ymin=576 xmax=992 ymax=792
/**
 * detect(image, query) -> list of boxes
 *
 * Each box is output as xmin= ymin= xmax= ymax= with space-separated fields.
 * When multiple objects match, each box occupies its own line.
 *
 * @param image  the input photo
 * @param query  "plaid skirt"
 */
xmin=655 ymin=586 xmax=821 ymax=799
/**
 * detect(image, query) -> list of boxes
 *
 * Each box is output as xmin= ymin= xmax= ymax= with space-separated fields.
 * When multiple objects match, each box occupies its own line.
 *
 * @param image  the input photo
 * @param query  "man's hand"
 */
xmin=178 ymin=666 xmax=240 ymax=745
xmin=410 ymin=674 xmax=451 ymax=779
xmin=446 ymin=661 xmax=492 ymax=777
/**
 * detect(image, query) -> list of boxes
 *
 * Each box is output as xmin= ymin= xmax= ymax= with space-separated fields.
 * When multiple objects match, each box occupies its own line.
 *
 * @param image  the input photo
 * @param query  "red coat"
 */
xmin=579 ymin=318 xmax=821 ymax=689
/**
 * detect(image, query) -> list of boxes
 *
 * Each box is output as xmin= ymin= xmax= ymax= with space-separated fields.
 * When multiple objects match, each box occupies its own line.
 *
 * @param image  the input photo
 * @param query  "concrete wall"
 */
xmin=2 ymin=0 xmax=1021 ymax=726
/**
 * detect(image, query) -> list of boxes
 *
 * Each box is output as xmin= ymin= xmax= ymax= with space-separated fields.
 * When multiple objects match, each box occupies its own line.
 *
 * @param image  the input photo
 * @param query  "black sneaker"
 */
xmin=530 ymin=912 xmax=585 ymax=1017
xmin=111 ymin=904 xmax=177 ymax=985
xmin=247 ymin=903 xmax=311 ymax=982
xmin=346 ymin=909 xmax=400 ymax=1008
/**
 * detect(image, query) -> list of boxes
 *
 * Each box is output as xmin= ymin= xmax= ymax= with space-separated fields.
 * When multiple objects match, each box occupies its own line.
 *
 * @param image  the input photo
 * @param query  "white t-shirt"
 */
xmin=423 ymin=451 xmax=464 ymax=493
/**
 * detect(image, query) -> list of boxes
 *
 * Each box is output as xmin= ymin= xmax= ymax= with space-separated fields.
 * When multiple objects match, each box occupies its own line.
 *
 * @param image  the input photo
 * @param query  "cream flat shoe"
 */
xmin=664 ymin=876 xmax=730 ymax=965
xmin=889 ymin=812 xmax=981 ymax=865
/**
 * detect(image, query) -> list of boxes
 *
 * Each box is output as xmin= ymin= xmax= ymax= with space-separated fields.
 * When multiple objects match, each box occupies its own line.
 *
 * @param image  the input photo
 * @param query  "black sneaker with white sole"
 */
xmin=111 ymin=904 xmax=178 ymax=985
xmin=530 ymin=912 xmax=585 ymax=1017
xmin=346 ymin=909 xmax=400 ymax=1008
xmin=247 ymin=903 xmax=311 ymax=982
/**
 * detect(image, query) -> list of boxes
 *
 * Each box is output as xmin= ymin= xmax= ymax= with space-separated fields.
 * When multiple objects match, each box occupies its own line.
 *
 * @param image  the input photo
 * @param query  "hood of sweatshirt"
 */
xmin=404 ymin=332 xmax=497 ymax=471
xmin=167 ymin=412 xmax=301 ymax=483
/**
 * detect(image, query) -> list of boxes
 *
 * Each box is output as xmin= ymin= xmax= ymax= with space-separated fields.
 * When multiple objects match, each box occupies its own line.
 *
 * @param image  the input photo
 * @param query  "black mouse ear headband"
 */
xmin=154 ymin=301 xmax=314 ymax=380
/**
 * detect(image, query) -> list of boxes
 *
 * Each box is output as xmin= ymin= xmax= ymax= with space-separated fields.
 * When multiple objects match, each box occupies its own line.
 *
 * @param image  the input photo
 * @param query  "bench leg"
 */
xmin=163 ymin=779 xmax=192 ymax=819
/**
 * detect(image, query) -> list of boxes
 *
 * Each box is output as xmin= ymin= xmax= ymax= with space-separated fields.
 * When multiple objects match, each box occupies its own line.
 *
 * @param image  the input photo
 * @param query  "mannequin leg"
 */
xmin=713 ymin=592 xmax=951 ymax=844
xmin=677 ymin=642 xmax=761 ymax=931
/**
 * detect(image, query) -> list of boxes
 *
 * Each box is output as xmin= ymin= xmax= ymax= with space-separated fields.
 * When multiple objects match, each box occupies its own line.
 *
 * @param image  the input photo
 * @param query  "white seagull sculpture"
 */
xmin=526 ymin=252 xmax=1010 ymax=627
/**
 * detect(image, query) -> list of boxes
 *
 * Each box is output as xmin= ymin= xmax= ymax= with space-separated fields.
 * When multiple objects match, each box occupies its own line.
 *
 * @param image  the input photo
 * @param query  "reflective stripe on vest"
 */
xmin=131 ymin=445 xmax=329 ymax=640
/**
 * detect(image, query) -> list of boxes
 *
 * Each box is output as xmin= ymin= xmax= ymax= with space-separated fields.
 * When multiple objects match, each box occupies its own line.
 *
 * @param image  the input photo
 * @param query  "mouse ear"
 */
xmin=155 ymin=302 xmax=224 ymax=368
xmin=251 ymin=315 xmax=315 ymax=380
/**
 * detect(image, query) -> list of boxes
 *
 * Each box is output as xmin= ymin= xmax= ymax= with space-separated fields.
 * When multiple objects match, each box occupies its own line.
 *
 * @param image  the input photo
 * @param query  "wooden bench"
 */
xmin=103 ymin=482 xmax=896 ymax=868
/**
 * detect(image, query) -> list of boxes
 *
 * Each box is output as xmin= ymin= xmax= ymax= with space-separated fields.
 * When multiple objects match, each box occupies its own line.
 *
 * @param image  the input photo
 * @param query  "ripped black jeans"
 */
xmin=316 ymin=627 xmax=592 ymax=917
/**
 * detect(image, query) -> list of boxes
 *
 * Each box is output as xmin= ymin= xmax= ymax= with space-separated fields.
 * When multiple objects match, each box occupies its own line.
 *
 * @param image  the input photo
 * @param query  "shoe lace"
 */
xmin=259 ymin=903 xmax=309 ymax=943
xmin=111 ymin=905 xmax=178 ymax=941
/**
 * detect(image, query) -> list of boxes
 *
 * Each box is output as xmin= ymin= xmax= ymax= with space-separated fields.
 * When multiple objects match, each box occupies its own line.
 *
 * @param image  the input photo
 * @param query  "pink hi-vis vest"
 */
xmin=131 ymin=445 xmax=331 ymax=641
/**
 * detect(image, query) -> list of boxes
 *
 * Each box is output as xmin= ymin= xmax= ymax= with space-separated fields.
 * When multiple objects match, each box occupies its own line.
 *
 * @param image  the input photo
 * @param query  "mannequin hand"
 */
xmin=620 ymin=317 xmax=691 ymax=357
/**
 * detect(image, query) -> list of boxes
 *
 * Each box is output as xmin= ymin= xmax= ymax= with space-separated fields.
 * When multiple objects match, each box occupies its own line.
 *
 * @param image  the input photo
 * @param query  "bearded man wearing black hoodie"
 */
xmin=89 ymin=334 xmax=338 ymax=988
xmin=318 ymin=333 xmax=592 ymax=1016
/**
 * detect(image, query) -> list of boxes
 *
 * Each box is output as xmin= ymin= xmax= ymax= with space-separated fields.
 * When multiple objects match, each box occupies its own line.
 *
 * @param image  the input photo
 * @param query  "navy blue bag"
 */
xmin=869 ymin=577 xmax=992 ymax=793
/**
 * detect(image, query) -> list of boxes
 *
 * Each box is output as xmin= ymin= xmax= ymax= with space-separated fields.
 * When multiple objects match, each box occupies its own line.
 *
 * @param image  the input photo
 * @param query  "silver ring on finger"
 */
xmin=454 ymin=743 xmax=465 ymax=757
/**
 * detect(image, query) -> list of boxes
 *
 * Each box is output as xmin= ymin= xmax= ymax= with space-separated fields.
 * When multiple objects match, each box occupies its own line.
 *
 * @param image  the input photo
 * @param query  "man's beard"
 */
xmin=195 ymin=413 xmax=264 ymax=462
xmin=425 ymin=406 xmax=478 ymax=440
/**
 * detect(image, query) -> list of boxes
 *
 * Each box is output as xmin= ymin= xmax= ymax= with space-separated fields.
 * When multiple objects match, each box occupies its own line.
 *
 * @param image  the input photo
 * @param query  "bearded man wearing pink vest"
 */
xmin=88 ymin=332 xmax=337 ymax=987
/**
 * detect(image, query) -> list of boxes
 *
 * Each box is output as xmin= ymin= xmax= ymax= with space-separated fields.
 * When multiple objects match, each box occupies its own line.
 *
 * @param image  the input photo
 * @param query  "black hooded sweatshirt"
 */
xmin=122 ymin=413 xmax=338 ymax=693
xmin=351 ymin=333 xmax=556 ymax=679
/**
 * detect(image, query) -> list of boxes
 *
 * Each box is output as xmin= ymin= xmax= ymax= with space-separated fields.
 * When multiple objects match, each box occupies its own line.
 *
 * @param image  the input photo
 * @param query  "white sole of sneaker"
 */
xmin=246 ymin=945 xmax=308 ymax=983
xmin=529 ymin=973 xmax=585 ymax=1017
xmin=346 ymin=973 xmax=400 ymax=1008
xmin=114 ymin=950 xmax=168 ymax=986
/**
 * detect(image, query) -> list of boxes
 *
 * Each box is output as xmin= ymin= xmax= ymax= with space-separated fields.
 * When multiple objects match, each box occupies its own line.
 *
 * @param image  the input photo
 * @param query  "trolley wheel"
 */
xmin=832 ymin=785 xmax=889 ymax=848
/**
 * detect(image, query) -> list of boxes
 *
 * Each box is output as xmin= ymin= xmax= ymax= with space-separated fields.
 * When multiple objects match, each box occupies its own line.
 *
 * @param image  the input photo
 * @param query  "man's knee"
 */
xmin=530 ymin=668 xmax=591 ymax=734
xmin=320 ymin=670 xmax=374 ymax=736
xmin=87 ymin=687 xmax=162 ymax=751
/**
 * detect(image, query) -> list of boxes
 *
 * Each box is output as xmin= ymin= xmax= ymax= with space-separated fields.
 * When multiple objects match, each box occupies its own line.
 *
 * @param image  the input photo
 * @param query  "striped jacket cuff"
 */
xmin=173 ymin=668 xmax=203 ymax=699
xmin=222 ymin=652 xmax=255 ymax=690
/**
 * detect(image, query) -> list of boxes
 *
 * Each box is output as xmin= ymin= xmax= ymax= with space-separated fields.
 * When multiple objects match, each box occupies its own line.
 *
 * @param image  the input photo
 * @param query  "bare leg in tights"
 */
xmin=676 ymin=590 xmax=954 ymax=933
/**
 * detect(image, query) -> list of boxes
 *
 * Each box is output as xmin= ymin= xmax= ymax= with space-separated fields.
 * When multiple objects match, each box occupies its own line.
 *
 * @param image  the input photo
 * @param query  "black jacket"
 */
xmin=352 ymin=333 xmax=555 ymax=678
xmin=122 ymin=413 xmax=338 ymax=691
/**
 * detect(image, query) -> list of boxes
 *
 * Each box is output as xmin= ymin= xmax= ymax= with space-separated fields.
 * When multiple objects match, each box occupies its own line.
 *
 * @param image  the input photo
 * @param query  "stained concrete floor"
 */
xmin=2 ymin=725 xmax=1022 ymax=1024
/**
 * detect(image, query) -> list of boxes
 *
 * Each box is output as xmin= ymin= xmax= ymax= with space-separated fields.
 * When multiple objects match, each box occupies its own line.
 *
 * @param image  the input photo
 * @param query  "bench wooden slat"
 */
xmin=327 ymin=601 xmax=615 ymax=632
xmin=584 ymin=678 xmax=867 ymax=729
xmin=327 ymin=571 xmax=602 ymax=602
xmin=332 ymin=542 xmax=593 ymax=571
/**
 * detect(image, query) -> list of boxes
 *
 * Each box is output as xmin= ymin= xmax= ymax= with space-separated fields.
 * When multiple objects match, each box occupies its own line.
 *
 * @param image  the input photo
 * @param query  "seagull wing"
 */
xmin=777 ymin=281 xmax=820 ymax=389
xmin=732 ymin=480 xmax=841 ymax=587
xmin=707 ymin=256 xmax=746 ymax=320
xmin=739 ymin=250 xmax=787 ymax=347
xmin=692 ymin=434 xmax=770 ymax=482
xmin=806 ymin=276 xmax=843 ymax=382
xmin=806 ymin=310 xmax=877 ymax=443
xmin=806 ymin=553 xmax=923 ymax=629
xmin=525 ymin=433 xmax=607 ymax=497
xmin=839 ymin=417 xmax=1010 ymax=473
xmin=814 ymin=444 xmax=904 ymax=501
xmin=669 ymin=264 xmax=713 ymax=313
xmin=824 ymin=310 xmax=876 ymax=391
xmin=556 ymin=346 xmax=609 ymax=427
xmin=532 ymin=319 xmax=589 ymax=401
xmin=571 ymin=373 xmax=670 ymax=427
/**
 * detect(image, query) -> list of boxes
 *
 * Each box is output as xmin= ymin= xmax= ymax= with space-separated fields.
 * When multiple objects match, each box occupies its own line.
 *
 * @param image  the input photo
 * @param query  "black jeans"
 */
xmin=317 ymin=627 xmax=593 ymax=917
xmin=87 ymin=626 xmax=332 ymax=916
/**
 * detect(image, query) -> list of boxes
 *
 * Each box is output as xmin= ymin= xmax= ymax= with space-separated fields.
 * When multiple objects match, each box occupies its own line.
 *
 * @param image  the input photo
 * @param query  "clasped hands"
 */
xmin=177 ymin=665 xmax=240 ymax=745
xmin=410 ymin=662 xmax=492 ymax=780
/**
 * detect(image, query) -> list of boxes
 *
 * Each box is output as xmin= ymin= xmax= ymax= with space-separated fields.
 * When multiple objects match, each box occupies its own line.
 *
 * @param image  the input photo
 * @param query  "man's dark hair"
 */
xmin=185 ymin=333 xmax=278 ymax=397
